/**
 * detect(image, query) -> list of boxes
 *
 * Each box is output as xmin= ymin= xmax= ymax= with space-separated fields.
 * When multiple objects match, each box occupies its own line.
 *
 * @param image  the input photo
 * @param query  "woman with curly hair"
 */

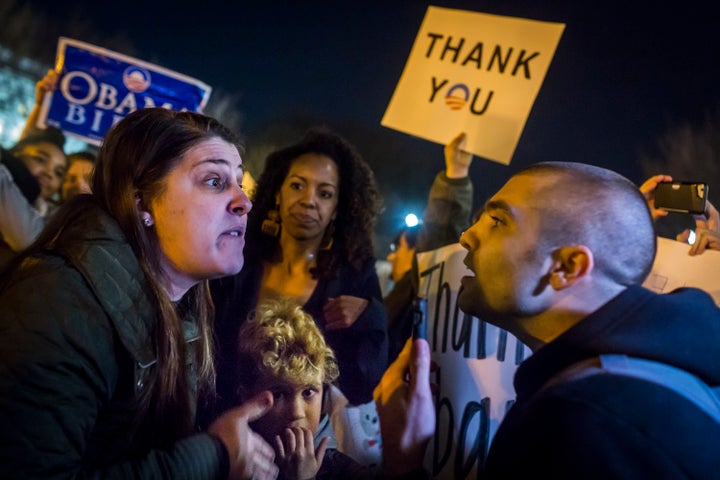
xmin=236 ymin=298 xmax=374 ymax=480
xmin=210 ymin=127 xmax=388 ymax=419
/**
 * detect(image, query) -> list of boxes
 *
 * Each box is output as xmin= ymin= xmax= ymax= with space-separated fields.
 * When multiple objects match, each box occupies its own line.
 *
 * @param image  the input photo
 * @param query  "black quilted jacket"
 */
xmin=0 ymin=201 xmax=228 ymax=479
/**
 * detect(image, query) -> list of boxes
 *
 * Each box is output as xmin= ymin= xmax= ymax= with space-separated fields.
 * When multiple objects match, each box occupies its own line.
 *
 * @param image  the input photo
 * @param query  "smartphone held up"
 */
xmin=654 ymin=181 xmax=709 ymax=216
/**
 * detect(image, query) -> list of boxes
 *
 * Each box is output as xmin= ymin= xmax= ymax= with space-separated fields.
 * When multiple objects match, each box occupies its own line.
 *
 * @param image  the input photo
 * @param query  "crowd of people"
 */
xmin=0 ymin=70 xmax=97 ymax=270
xmin=0 ymin=69 xmax=719 ymax=479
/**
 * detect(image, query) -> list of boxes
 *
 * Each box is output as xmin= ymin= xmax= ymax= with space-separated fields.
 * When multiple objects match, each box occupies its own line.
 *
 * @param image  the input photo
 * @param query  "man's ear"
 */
xmin=548 ymin=246 xmax=594 ymax=290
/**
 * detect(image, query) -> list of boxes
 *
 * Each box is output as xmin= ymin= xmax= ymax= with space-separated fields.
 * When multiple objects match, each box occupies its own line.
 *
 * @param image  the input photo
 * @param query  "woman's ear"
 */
xmin=548 ymin=245 xmax=594 ymax=290
xmin=135 ymin=192 xmax=154 ymax=227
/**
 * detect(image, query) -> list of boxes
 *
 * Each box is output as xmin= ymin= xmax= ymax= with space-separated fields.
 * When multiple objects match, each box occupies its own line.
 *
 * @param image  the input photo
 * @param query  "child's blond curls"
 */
xmin=236 ymin=298 xmax=339 ymax=400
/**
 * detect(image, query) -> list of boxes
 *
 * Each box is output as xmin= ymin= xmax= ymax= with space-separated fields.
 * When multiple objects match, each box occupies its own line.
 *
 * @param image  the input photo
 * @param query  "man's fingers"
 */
xmin=374 ymin=338 xmax=413 ymax=403
xmin=409 ymin=338 xmax=431 ymax=392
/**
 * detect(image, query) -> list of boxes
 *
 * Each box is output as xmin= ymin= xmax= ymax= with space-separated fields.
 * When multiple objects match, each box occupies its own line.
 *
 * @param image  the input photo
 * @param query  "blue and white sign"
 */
xmin=39 ymin=37 xmax=212 ymax=146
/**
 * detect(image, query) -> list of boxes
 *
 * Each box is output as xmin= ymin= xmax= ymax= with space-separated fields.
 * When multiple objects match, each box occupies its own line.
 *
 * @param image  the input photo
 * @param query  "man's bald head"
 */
xmin=514 ymin=162 xmax=656 ymax=286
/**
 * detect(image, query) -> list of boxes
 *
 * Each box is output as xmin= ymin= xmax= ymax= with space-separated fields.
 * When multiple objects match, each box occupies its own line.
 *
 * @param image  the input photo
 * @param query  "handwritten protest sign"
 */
xmin=382 ymin=6 xmax=564 ymax=165
xmin=38 ymin=37 xmax=212 ymax=146
xmin=643 ymin=236 xmax=720 ymax=305
xmin=415 ymin=237 xmax=719 ymax=479
xmin=416 ymin=243 xmax=527 ymax=479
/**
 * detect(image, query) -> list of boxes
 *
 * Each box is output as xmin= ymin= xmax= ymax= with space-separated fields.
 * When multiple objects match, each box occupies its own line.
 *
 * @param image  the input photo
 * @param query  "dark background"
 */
xmin=20 ymin=0 xmax=720 ymax=254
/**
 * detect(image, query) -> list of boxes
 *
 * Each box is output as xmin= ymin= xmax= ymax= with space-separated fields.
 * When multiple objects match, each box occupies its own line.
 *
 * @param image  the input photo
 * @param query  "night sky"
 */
xmin=26 ymin=0 xmax=720 ymax=252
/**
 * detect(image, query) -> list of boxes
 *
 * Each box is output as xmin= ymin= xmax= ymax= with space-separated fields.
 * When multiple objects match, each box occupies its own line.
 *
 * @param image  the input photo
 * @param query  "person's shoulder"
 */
xmin=501 ymin=371 xmax=720 ymax=477
xmin=665 ymin=286 xmax=719 ymax=307
xmin=0 ymin=255 xmax=114 ymax=353
xmin=634 ymin=286 xmax=720 ymax=322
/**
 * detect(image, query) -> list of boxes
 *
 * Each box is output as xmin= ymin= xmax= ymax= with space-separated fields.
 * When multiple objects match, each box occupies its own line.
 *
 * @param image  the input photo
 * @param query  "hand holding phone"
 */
xmin=412 ymin=297 xmax=427 ymax=340
xmin=654 ymin=181 xmax=709 ymax=215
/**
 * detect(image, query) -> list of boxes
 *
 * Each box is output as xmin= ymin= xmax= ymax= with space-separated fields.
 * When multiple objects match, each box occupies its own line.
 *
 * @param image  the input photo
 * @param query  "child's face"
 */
xmin=251 ymin=375 xmax=324 ymax=444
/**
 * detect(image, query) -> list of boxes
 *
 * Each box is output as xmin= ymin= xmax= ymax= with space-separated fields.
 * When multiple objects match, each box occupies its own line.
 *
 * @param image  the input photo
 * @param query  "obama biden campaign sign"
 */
xmin=39 ymin=37 xmax=212 ymax=146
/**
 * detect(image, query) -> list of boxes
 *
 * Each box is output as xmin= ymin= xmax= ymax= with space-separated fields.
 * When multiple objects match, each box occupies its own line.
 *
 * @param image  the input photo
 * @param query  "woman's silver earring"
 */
xmin=143 ymin=217 xmax=152 ymax=227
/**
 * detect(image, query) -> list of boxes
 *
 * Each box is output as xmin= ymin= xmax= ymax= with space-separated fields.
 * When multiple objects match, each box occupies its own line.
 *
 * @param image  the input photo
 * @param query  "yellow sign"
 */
xmin=382 ymin=7 xmax=565 ymax=165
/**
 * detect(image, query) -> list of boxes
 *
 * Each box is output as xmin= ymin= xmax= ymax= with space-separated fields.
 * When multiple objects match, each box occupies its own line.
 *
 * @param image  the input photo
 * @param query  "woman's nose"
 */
xmin=231 ymin=186 xmax=252 ymax=215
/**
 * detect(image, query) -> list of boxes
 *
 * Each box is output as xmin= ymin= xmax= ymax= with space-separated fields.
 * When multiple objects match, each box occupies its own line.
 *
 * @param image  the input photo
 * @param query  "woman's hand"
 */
xmin=207 ymin=391 xmax=278 ymax=480
xmin=323 ymin=295 xmax=369 ymax=330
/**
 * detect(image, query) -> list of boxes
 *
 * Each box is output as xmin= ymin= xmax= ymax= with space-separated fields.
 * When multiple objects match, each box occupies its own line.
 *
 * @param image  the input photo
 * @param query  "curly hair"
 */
xmin=236 ymin=298 xmax=339 ymax=400
xmin=247 ymin=127 xmax=383 ymax=279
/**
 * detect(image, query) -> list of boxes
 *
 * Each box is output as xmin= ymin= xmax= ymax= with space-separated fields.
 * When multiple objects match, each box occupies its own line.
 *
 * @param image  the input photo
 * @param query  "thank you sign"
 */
xmin=39 ymin=37 xmax=212 ymax=145
xmin=382 ymin=7 xmax=564 ymax=165
xmin=416 ymin=243 xmax=527 ymax=479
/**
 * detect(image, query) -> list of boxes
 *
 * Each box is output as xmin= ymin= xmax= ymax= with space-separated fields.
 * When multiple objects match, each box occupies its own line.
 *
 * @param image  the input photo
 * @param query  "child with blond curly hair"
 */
xmin=236 ymin=298 xmax=375 ymax=480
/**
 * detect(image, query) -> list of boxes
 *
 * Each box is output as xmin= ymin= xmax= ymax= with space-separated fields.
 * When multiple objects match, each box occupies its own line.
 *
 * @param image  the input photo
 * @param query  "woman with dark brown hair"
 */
xmin=0 ymin=108 xmax=277 ymax=479
xmin=210 ymin=127 xmax=388 ymax=418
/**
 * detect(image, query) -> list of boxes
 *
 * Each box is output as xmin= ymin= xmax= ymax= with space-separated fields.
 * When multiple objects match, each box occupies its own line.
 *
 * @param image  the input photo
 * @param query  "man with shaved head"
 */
xmin=374 ymin=162 xmax=720 ymax=479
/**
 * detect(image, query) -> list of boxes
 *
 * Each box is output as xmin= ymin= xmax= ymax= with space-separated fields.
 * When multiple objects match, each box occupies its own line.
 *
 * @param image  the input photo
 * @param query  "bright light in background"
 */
xmin=688 ymin=229 xmax=696 ymax=245
xmin=0 ymin=67 xmax=88 ymax=153
xmin=405 ymin=213 xmax=419 ymax=227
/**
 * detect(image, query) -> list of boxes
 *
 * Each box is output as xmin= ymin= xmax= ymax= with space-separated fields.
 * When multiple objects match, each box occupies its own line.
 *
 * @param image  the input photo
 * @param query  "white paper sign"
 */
xmin=417 ymin=243 xmax=527 ymax=479
xmin=382 ymin=6 xmax=565 ymax=165
xmin=642 ymin=236 xmax=720 ymax=305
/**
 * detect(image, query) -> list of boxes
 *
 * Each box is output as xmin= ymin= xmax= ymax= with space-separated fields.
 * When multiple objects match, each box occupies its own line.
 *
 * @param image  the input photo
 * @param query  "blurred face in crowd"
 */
xmin=250 ymin=374 xmax=324 ymax=445
xmin=16 ymin=141 xmax=67 ymax=200
xmin=277 ymin=153 xmax=338 ymax=243
xmin=387 ymin=232 xmax=415 ymax=283
xmin=458 ymin=173 xmax=554 ymax=324
xmin=147 ymin=137 xmax=252 ymax=299
xmin=62 ymin=158 xmax=94 ymax=200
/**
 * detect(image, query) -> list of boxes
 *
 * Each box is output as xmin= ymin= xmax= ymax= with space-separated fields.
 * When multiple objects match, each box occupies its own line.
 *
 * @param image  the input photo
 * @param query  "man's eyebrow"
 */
xmin=483 ymin=199 xmax=514 ymax=218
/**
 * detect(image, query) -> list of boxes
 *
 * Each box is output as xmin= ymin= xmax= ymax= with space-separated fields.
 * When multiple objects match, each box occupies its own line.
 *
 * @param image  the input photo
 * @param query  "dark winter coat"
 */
xmin=484 ymin=285 xmax=720 ymax=479
xmin=0 ymin=202 xmax=228 ymax=479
